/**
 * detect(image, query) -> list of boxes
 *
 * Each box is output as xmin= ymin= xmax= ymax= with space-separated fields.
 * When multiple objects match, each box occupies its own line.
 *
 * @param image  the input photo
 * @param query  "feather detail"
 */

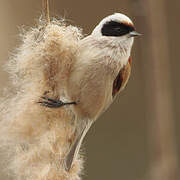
xmin=112 ymin=56 xmax=132 ymax=97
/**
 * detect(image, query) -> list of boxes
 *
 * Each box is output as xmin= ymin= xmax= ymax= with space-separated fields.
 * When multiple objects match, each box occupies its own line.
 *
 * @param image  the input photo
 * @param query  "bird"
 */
xmin=38 ymin=13 xmax=141 ymax=171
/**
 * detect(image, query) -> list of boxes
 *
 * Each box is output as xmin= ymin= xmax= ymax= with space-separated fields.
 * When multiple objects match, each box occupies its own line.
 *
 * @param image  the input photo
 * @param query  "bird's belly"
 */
xmin=67 ymin=72 xmax=113 ymax=120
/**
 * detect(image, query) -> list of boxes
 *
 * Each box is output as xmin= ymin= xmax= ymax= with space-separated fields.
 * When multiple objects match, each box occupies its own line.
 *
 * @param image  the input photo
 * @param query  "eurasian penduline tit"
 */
xmin=38 ymin=13 xmax=141 ymax=171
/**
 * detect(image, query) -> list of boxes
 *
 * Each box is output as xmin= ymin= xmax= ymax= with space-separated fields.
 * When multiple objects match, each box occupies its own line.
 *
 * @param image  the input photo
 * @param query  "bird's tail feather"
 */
xmin=65 ymin=120 xmax=93 ymax=171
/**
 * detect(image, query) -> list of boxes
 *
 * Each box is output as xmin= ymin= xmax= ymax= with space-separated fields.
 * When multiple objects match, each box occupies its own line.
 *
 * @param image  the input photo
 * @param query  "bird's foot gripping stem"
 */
xmin=38 ymin=97 xmax=77 ymax=108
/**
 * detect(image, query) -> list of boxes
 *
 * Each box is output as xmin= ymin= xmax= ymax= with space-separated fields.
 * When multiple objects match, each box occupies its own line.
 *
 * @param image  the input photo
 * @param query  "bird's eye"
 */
xmin=101 ymin=21 xmax=134 ymax=37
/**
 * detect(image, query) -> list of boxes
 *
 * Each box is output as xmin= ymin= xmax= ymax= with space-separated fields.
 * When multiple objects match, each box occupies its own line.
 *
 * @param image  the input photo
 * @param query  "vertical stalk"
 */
xmin=42 ymin=0 xmax=50 ymax=24
xmin=131 ymin=0 xmax=178 ymax=179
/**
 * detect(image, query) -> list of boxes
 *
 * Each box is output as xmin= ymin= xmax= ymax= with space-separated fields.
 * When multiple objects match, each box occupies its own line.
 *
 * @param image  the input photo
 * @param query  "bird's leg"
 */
xmin=38 ymin=96 xmax=77 ymax=108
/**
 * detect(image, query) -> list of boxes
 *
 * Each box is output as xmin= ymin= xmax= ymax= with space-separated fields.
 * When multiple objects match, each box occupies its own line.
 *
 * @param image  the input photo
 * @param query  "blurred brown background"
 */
xmin=0 ymin=0 xmax=179 ymax=180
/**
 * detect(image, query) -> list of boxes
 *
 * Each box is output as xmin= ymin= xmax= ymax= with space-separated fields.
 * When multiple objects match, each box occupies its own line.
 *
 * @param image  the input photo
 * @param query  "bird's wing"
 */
xmin=112 ymin=56 xmax=132 ymax=97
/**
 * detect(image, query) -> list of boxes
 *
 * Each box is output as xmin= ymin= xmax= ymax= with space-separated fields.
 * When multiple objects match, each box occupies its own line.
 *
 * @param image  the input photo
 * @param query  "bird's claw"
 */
xmin=38 ymin=97 xmax=77 ymax=108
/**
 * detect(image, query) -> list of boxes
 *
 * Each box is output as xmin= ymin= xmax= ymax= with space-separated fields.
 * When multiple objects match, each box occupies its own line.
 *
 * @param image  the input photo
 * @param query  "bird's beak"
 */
xmin=129 ymin=31 xmax=142 ymax=37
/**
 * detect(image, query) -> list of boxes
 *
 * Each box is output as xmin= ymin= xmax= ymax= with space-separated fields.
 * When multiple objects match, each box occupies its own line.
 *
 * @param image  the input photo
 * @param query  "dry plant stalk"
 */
xmin=132 ymin=0 xmax=178 ymax=179
xmin=146 ymin=0 xmax=178 ymax=178
xmin=42 ymin=0 xmax=50 ymax=24
xmin=0 ymin=18 xmax=84 ymax=180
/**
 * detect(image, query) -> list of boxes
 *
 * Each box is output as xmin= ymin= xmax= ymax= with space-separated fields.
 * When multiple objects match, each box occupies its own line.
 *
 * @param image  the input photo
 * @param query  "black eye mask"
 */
xmin=101 ymin=21 xmax=135 ymax=37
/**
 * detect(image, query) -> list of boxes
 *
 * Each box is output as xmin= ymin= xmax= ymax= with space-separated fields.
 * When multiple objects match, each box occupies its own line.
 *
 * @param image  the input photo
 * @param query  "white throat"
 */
xmin=89 ymin=35 xmax=134 ymax=67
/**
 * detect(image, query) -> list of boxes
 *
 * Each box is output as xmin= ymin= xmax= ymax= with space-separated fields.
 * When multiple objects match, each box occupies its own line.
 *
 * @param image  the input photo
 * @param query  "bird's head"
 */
xmin=92 ymin=13 xmax=141 ymax=45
